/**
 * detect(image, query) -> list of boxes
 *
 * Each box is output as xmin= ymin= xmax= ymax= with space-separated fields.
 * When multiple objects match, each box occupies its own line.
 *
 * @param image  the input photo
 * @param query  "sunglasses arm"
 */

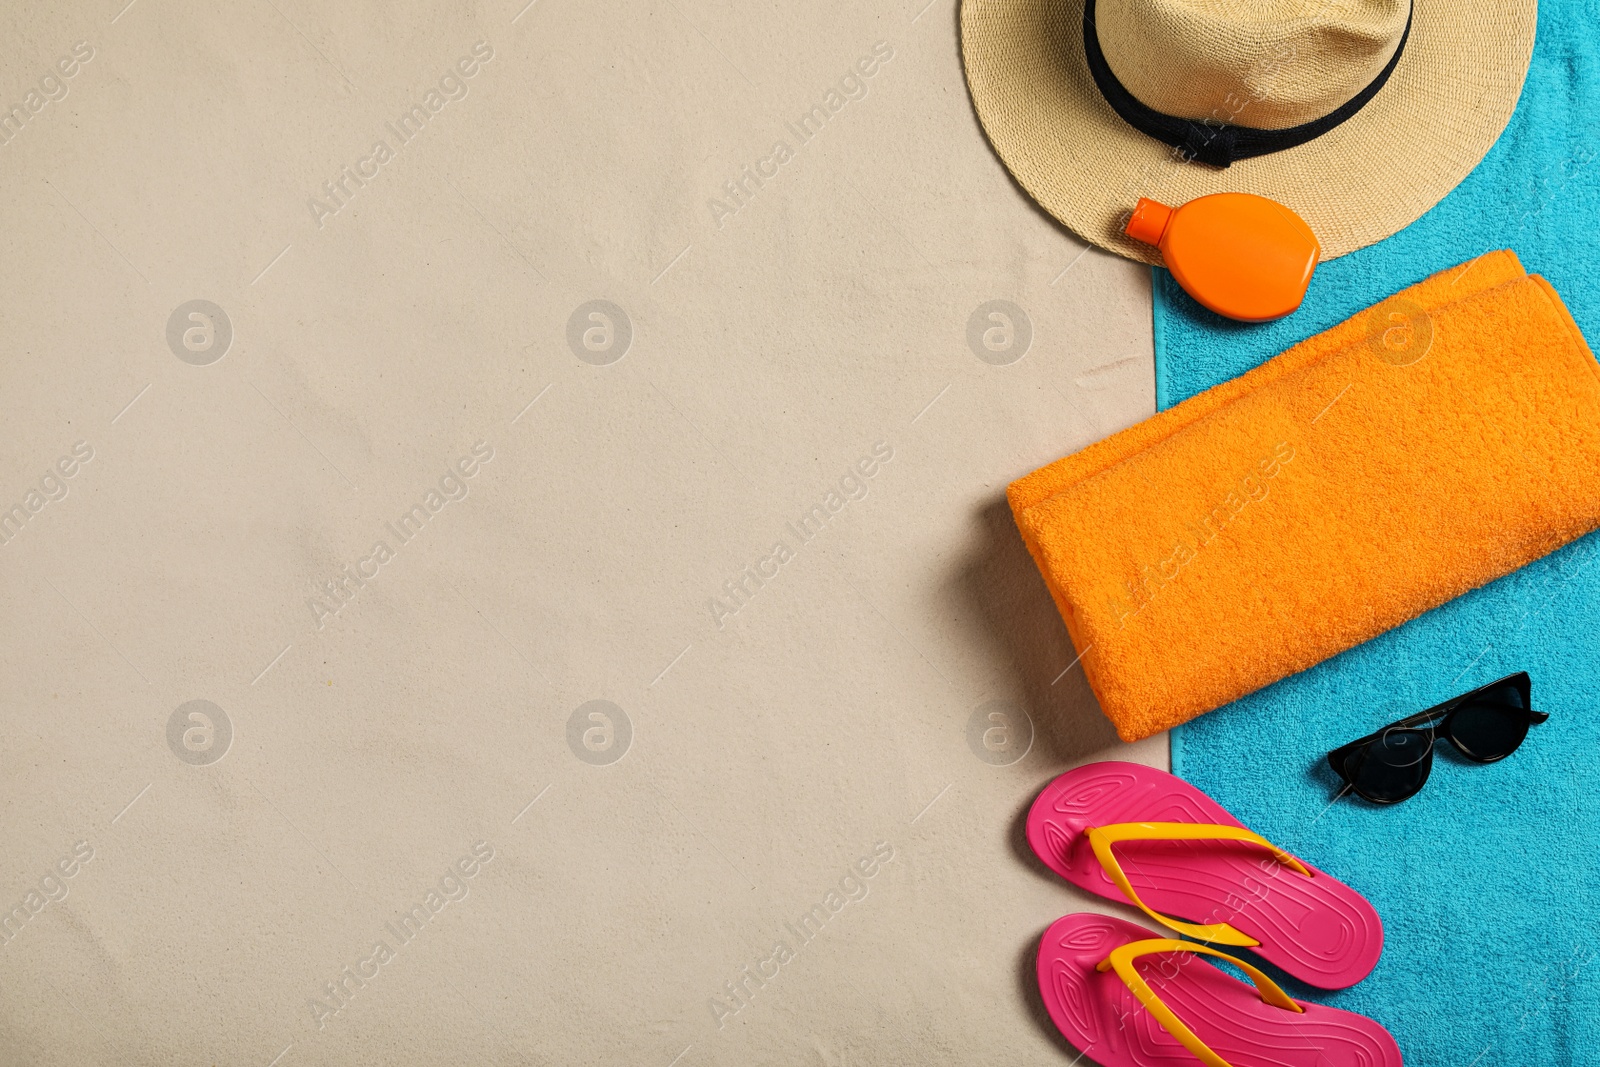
xmin=1389 ymin=707 xmax=1451 ymax=730
xmin=1388 ymin=700 xmax=1545 ymax=731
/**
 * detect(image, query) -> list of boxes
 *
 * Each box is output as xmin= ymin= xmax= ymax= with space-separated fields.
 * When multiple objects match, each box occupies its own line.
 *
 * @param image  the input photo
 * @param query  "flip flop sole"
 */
xmin=1038 ymin=913 xmax=1403 ymax=1067
xmin=1027 ymin=761 xmax=1382 ymax=988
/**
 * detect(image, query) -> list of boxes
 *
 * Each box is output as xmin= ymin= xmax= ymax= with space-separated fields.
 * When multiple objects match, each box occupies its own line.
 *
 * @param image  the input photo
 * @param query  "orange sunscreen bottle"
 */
xmin=1125 ymin=193 xmax=1320 ymax=322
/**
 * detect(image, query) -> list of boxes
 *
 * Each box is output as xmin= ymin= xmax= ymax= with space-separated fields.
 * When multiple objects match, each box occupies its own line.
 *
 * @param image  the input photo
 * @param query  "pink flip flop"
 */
xmin=1027 ymin=761 xmax=1382 ymax=989
xmin=1037 ymin=913 xmax=1402 ymax=1067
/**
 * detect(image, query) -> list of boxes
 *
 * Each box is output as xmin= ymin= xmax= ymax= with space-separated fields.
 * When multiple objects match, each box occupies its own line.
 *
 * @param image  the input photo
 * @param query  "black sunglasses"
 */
xmin=1327 ymin=672 xmax=1548 ymax=804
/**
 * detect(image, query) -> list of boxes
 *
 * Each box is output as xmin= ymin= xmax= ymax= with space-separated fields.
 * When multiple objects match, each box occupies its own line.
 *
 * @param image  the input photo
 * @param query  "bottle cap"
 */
xmin=1125 ymin=198 xmax=1173 ymax=246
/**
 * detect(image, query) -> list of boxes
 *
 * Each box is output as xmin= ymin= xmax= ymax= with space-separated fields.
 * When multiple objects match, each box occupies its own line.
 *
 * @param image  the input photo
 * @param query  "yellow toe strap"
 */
xmin=1086 ymin=822 xmax=1312 ymax=946
xmin=1097 ymin=938 xmax=1304 ymax=1067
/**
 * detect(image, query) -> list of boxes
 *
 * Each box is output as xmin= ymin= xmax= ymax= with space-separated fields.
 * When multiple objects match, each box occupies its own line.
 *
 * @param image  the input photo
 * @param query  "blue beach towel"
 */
xmin=1155 ymin=5 xmax=1600 ymax=1064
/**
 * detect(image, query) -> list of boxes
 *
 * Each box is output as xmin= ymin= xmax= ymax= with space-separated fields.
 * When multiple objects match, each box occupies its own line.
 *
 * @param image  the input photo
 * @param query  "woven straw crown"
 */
xmin=1099 ymin=0 xmax=1410 ymax=130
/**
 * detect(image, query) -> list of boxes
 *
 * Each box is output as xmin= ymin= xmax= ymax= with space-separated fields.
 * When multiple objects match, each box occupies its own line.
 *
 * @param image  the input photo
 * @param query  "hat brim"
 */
xmin=960 ymin=0 xmax=1536 ymax=262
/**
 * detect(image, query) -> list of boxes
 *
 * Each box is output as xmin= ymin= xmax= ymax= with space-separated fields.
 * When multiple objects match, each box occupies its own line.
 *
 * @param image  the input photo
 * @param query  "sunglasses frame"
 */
xmin=1327 ymin=671 xmax=1548 ymax=804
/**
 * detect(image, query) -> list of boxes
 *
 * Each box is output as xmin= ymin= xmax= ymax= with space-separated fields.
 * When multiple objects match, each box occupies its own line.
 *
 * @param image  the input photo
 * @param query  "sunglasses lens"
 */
xmin=1449 ymin=684 xmax=1531 ymax=761
xmin=1350 ymin=729 xmax=1432 ymax=802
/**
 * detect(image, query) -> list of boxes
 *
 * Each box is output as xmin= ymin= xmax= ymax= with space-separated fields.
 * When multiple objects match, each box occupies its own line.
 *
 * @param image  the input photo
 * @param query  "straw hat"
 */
xmin=961 ymin=0 xmax=1535 ymax=262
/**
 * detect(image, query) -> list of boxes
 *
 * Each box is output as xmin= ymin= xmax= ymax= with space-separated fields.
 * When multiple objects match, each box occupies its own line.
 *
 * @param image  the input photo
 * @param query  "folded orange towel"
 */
xmin=1010 ymin=252 xmax=1600 ymax=741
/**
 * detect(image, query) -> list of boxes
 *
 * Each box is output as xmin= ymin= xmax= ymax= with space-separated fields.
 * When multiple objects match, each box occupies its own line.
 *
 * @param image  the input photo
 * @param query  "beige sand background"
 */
xmin=0 ymin=0 xmax=1164 ymax=1063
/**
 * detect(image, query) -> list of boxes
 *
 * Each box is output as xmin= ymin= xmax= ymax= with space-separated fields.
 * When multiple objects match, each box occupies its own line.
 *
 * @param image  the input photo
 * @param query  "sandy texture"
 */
xmin=0 ymin=1 xmax=1161 ymax=1063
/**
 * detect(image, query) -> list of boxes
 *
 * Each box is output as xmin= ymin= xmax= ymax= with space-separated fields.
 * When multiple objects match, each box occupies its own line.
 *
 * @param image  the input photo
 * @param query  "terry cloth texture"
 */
xmin=1160 ymin=5 xmax=1600 ymax=1060
xmin=1009 ymin=252 xmax=1600 ymax=743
